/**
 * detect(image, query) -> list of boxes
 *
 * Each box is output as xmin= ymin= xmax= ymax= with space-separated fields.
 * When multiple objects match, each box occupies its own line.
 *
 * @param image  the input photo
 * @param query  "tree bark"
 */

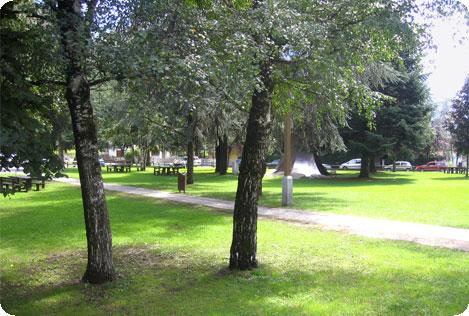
xmin=466 ymin=153 xmax=469 ymax=177
xmin=57 ymin=0 xmax=115 ymax=284
xmin=392 ymin=160 xmax=397 ymax=172
xmin=58 ymin=139 xmax=65 ymax=167
xmin=359 ymin=153 xmax=370 ymax=178
xmin=314 ymin=153 xmax=329 ymax=176
xmin=229 ymin=61 xmax=273 ymax=270
xmin=186 ymin=111 xmax=194 ymax=184
xmin=219 ymin=134 xmax=229 ymax=175
xmin=369 ymin=153 xmax=377 ymax=173
xmin=140 ymin=147 xmax=147 ymax=171
xmin=215 ymin=141 xmax=220 ymax=173
xmin=187 ymin=140 xmax=194 ymax=184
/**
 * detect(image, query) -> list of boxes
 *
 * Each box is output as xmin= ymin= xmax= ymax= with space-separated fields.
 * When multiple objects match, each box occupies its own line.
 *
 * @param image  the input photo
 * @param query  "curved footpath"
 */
xmin=55 ymin=177 xmax=469 ymax=252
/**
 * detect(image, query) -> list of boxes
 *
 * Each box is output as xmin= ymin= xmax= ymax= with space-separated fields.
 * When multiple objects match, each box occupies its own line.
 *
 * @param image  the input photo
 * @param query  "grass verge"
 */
xmin=1 ymin=183 xmax=468 ymax=315
xmin=62 ymin=167 xmax=469 ymax=228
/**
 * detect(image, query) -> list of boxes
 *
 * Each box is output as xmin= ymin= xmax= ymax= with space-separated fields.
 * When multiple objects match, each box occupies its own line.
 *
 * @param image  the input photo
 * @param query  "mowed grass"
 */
xmin=64 ymin=167 xmax=469 ymax=228
xmin=1 ymin=183 xmax=469 ymax=315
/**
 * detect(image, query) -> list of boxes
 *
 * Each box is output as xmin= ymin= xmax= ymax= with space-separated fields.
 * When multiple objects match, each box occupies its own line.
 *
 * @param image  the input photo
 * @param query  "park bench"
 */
xmin=31 ymin=177 xmax=46 ymax=191
xmin=106 ymin=162 xmax=132 ymax=173
xmin=0 ymin=176 xmax=47 ymax=193
xmin=443 ymin=166 xmax=468 ymax=174
xmin=1 ymin=177 xmax=28 ymax=192
xmin=153 ymin=165 xmax=182 ymax=176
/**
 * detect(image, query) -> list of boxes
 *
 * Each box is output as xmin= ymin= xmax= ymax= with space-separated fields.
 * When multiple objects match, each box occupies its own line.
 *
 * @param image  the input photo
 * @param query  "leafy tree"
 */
xmin=376 ymin=55 xmax=433 ymax=172
xmin=227 ymin=0 xmax=426 ymax=269
xmin=53 ymin=0 xmax=118 ymax=283
xmin=0 ymin=2 xmax=64 ymax=178
xmin=446 ymin=76 xmax=469 ymax=177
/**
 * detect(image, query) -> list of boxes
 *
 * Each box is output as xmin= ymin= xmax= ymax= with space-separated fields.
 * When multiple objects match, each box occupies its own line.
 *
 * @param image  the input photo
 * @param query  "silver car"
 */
xmin=339 ymin=158 xmax=361 ymax=170
xmin=384 ymin=161 xmax=412 ymax=171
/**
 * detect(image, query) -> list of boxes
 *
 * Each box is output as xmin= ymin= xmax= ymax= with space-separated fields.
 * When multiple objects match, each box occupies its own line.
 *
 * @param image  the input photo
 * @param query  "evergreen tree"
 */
xmin=446 ymin=76 xmax=469 ymax=177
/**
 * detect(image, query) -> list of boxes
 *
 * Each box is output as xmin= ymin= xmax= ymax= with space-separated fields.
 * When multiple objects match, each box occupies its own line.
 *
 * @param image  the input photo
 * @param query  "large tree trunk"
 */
xmin=186 ymin=111 xmax=194 ymax=184
xmin=57 ymin=0 xmax=115 ymax=284
xmin=314 ymin=153 xmax=329 ymax=176
xmin=359 ymin=153 xmax=370 ymax=178
xmin=466 ymin=153 xmax=469 ymax=177
xmin=58 ymin=139 xmax=65 ymax=167
xmin=187 ymin=140 xmax=194 ymax=184
xmin=369 ymin=153 xmax=377 ymax=173
xmin=215 ymin=141 xmax=220 ymax=173
xmin=219 ymin=134 xmax=229 ymax=175
xmin=140 ymin=147 xmax=147 ymax=171
xmin=229 ymin=62 xmax=273 ymax=270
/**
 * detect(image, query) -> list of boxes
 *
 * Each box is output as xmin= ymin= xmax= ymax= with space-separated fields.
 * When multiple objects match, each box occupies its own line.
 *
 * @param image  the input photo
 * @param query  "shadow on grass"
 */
xmin=257 ymin=191 xmax=349 ymax=212
xmin=2 ymin=244 xmax=468 ymax=316
xmin=430 ymin=176 xmax=469 ymax=181
xmin=1 ymin=185 xmax=228 ymax=256
xmin=262 ymin=174 xmax=416 ymax=189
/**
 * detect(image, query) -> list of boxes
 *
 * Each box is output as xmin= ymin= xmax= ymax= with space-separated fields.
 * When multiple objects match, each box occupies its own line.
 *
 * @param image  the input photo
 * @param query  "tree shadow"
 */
xmin=2 ymin=242 xmax=468 ymax=316
xmin=1 ymin=185 xmax=228 ymax=256
xmin=430 ymin=176 xmax=469 ymax=181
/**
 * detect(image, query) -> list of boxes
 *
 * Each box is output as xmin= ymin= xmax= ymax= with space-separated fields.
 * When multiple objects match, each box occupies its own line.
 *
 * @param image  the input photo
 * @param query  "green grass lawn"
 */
xmin=1 ymin=183 xmax=468 ymax=315
xmin=63 ymin=167 xmax=469 ymax=228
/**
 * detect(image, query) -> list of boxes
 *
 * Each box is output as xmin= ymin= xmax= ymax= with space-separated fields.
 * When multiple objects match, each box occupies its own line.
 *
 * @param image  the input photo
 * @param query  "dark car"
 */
xmin=415 ymin=161 xmax=446 ymax=171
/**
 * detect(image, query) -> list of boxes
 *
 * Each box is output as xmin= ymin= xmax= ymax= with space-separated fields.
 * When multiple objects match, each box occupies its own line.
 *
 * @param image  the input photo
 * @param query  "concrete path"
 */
xmin=55 ymin=177 xmax=469 ymax=252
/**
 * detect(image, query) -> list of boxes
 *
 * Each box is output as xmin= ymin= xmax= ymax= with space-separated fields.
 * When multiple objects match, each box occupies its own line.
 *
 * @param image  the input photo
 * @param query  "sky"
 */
xmin=422 ymin=5 xmax=469 ymax=104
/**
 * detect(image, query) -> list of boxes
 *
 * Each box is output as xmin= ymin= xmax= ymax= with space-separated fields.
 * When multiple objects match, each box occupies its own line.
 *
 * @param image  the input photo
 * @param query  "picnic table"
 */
xmin=443 ymin=166 xmax=468 ymax=174
xmin=153 ymin=163 xmax=183 ymax=176
xmin=106 ymin=162 xmax=132 ymax=173
xmin=1 ymin=175 xmax=46 ymax=192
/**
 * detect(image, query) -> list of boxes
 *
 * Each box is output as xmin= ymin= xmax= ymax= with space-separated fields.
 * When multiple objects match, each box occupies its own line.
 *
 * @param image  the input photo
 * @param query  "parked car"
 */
xmin=322 ymin=163 xmax=332 ymax=169
xmin=339 ymin=158 xmax=361 ymax=170
xmin=173 ymin=156 xmax=201 ymax=166
xmin=415 ymin=161 xmax=446 ymax=171
xmin=267 ymin=159 xmax=280 ymax=169
xmin=98 ymin=158 xmax=105 ymax=166
xmin=384 ymin=161 xmax=412 ymax=171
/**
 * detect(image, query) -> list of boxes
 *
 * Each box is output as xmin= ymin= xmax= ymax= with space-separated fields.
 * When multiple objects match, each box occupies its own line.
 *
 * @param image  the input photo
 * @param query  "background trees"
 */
xmin=446 ymin=76 xmax=469 ymax=177
xmin=2 ymin=0 xmax=467 ymax=284
xmin=0 ymin=2 xmax=65 ymax=178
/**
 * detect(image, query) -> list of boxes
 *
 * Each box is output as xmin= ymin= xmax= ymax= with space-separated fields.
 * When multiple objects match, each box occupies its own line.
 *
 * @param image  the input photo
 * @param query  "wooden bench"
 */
xmin=31 ymin=179 xmax=44 ymax=191
xmin=1 ymin=177 xmax=28 ymax=192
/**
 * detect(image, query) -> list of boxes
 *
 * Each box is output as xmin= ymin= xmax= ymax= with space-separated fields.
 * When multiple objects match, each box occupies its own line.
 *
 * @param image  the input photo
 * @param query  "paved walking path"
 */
xmin=56 ymin=177 xmax=469 ymax=252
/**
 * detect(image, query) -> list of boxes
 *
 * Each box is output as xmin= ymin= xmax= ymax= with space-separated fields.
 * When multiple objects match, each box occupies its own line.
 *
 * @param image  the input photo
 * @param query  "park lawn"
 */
xmin=1 ymin=183 xmax=468 ymax=315
xmin=63 ymin=167 xmax=469 ymax=228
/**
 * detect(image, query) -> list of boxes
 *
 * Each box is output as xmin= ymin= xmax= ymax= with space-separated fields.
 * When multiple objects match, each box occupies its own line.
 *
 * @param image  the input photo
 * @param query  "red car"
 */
xmin=415 ymin=161 xmax=446 ymax=171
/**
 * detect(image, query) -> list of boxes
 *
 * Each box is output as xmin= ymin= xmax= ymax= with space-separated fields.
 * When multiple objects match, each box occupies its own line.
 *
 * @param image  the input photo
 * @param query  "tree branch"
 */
xmin=28 ymin=79 xmax=67 ymax=86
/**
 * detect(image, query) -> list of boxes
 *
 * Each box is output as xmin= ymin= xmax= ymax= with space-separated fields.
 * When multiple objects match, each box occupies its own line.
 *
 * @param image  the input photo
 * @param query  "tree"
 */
xmin=376 ymin=55 xmax=432 ymax=172
xmin=228 ymin=0 xmax=424 ymax=269
xmin=0 ymin=2 xmax=64 ymax=179
xmin=55 ymin=0 xmax=117 ymax=283
xmin=446 ymin=76 xmax=469 ymax=177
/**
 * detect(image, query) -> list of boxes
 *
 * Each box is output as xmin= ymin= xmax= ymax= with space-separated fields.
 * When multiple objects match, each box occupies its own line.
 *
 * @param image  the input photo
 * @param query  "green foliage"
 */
xmin=376 ymin=55 xmax=433 ymax=162
xmin=446 ymin=76 xmax=469 ymax=155
xmin=0 ymin=1 xmax=66 ymax=177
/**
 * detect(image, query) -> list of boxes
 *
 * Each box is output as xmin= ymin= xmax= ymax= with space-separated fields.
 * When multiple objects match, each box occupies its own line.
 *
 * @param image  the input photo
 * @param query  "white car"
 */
xmin=174 ymin=156 xmax=201 ymax=166
xmin=339 ymin=158 xmax=361 ymax=170
xmin=384 ymin=161 xmax=412 ymax=171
